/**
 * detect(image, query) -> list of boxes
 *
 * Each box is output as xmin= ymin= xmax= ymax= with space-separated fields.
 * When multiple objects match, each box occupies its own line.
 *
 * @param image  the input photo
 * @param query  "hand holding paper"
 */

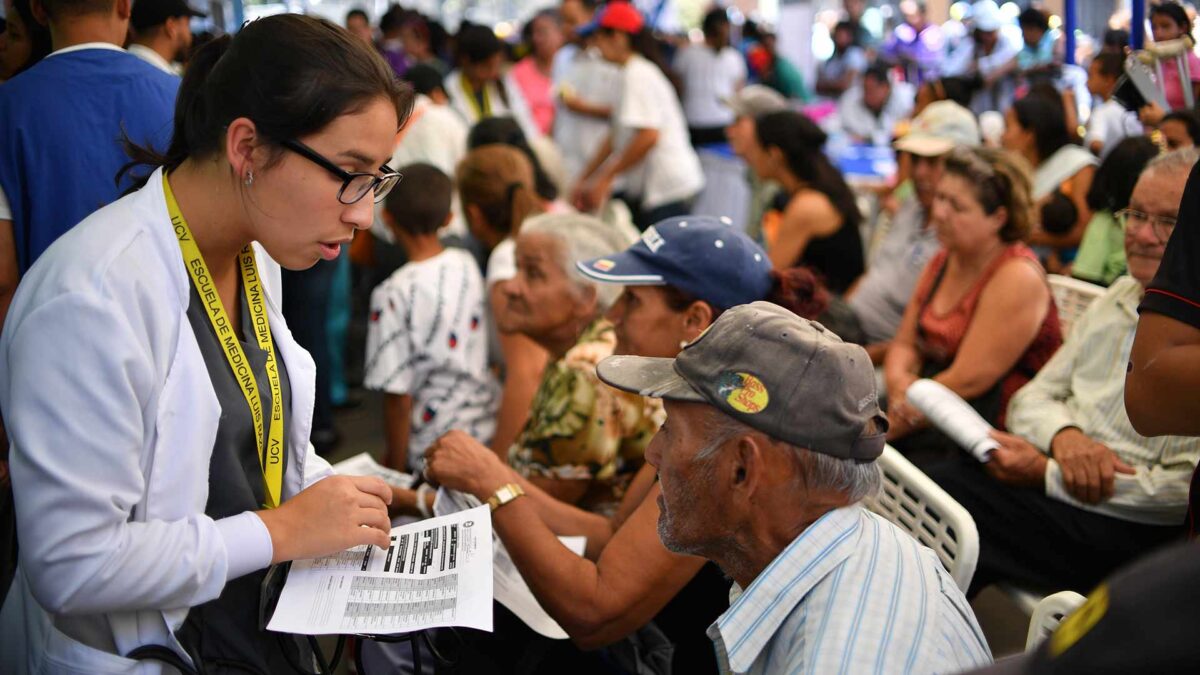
xmin=267 ymin=506 xmax=493 ymax=635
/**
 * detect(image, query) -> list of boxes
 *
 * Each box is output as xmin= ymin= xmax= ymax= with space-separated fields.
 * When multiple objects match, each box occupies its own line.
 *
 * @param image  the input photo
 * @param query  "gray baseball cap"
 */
xmin=597 ymin=301 xmax=887 ymax=460
xmin=723 ymin=85 xmax=789 ymax=119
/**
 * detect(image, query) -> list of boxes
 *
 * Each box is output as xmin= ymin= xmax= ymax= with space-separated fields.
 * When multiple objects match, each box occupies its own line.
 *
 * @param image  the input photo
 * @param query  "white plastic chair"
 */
xmin=862 ymin=445 xmax=980 ymax=594
xmin=1048 ymin=274 xmax=1105 ymax=336
xmin=1025 ymin=590 xmax=1087 ymax=651
xmin=999 ymin=584 xmax=1045 ymax=615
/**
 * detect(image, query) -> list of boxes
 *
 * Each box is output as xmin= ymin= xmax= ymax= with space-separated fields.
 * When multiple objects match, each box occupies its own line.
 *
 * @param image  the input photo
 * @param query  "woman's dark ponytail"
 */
xmin=767 ymin=267 xmax=830 ymax=321
xmin=119 ymin=35 xmax=233 ymax=191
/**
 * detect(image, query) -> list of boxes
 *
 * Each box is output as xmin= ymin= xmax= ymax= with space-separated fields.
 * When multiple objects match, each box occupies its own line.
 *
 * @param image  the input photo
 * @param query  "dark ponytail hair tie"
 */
xmin=506 ymin=181 xmax=524 ymax=203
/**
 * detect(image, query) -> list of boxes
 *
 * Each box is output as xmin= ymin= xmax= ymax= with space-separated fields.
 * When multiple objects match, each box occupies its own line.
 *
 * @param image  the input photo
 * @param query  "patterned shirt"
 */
xmin=1008 ymin=276 xmax=1200 ymax=526
xmin=708 ymin=505 xmax=992 ymax=675
xmin=508 ymin=319 xmax=663 ymax=513
xmin=364 ymin=249 xmax=499 ymax=471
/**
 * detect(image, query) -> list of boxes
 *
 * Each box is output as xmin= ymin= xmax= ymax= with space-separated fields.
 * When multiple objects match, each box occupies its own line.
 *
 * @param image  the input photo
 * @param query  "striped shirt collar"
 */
xmin=709 ymin=505 xmax=863 ymax=674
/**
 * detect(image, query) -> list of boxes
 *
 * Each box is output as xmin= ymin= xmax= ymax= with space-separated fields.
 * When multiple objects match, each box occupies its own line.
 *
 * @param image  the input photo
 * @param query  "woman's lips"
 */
xmin=318 ymin=242 xmax=342 ymax=260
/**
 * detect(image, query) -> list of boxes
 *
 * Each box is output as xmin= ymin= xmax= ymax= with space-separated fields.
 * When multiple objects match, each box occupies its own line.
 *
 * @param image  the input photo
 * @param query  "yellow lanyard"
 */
xmin=462 ymin=71 xmax=492 ymax=119
xmin=163 ymin=174 xmax=285 ymax=508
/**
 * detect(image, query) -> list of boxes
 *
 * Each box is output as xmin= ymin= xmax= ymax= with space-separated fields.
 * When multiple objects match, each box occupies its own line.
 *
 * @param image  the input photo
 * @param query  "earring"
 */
xmin=679 ymin=339 xmax=689 ymax=349
xmin=244 ymin=170 xmax=254 ymax=187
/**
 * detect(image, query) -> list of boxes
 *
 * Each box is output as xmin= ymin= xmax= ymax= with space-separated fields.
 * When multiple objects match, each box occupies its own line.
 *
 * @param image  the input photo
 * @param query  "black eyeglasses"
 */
xmin=281 ymin=139 xmax=401 ymax=205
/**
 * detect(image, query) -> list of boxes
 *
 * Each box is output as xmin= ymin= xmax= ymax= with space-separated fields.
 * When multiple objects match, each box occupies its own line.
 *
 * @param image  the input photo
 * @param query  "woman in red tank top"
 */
xmin=884 ymin=147 xmax=1063 ymax=465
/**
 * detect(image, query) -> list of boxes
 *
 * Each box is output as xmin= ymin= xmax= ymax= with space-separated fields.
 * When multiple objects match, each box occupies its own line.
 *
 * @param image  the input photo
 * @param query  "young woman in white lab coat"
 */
xmin=0 ymin=14 xmax=412 ymax=674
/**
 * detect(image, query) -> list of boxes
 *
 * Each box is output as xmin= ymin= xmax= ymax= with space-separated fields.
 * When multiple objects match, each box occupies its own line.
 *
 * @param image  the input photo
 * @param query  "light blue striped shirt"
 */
xmin=707 ymin=505 xmax=992 ymax=674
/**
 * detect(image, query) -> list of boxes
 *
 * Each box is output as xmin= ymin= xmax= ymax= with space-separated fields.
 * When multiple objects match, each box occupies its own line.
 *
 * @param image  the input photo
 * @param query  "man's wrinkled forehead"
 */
xmin=1131 ymin=169 xmax=1188 ymax=217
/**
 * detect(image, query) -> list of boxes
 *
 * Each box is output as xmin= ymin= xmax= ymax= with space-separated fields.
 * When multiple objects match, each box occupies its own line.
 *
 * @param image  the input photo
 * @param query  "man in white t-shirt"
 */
xmin=673 ymin=7 xmax=746 ymax=146
xmin=834 ymin=61 xmax=915 ymax=146
xmin=555 ymin=46 xmax=623 ymax=185
xmin=941 ymin=0 xmax=1022 ymax=114
xmin=571 ymin=1 xmax=703 ymax=229
xmin=816 ymin=20 xmax=868 ymax=99
xmin=365 ymin=164 xmax=499 ymax=474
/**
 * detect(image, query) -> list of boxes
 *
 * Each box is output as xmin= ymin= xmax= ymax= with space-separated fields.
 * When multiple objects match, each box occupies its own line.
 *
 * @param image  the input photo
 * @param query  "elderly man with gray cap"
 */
xmin=846 ymin=100 xmax=980 ymax=363
xmin=598 ymin=302 xmax=992 ymax=674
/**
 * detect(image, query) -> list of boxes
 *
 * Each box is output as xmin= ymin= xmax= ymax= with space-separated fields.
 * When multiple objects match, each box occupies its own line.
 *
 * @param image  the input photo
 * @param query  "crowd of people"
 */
xmin=2 ymin=0 xmax=1200 ymax=672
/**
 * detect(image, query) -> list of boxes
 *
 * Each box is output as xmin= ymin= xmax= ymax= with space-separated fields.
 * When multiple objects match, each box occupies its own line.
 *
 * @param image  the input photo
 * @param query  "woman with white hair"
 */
xmin=493 ymin=212 xmax=656 ymax=513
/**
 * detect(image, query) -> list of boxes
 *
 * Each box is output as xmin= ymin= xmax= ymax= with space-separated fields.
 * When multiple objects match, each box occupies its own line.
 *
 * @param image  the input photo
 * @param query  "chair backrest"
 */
xmin=1048 ymin=274 xmax=1105 ymax=336
xmin=862 ymin=445 xmax=979 ymax=594
xmin=1025 ymin=590 xmax=1087 ymax=651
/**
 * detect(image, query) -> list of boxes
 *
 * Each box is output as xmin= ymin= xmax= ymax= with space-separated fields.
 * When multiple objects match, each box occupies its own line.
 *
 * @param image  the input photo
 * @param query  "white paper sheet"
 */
xmin=905 ymin=379 xmax=999 ymax=462
xmin=267 ymin=506 xmax=493 ymax=635
xmin=434 ymin=488 xmax=586 ymax=640
xmin=332 ymin=452 xmax=416 ymax=489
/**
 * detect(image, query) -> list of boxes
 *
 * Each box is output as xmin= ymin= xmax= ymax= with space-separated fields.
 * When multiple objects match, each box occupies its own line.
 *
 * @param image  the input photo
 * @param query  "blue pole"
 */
xmin=231 ymin=0 xmax=245 ymax=32
xmin=1131 ymin=0 xmax=1145 ymax=50
xmin=1064 ymin=0 xmax=1076 ymax=65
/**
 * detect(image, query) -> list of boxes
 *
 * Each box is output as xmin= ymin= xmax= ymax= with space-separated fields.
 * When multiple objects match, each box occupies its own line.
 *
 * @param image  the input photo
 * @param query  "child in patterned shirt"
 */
xmin=365 ymin=163 xmax=500 ymax=473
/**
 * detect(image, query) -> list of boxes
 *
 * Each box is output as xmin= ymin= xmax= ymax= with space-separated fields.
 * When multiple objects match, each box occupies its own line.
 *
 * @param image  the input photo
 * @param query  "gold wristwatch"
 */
xmin=487 ymin=483 xmax=525 ymax=513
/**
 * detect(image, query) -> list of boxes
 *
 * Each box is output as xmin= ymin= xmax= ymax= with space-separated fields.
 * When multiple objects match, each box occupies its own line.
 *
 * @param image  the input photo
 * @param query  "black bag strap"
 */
xmin=128 ymin=644 xmax=204 ymax=675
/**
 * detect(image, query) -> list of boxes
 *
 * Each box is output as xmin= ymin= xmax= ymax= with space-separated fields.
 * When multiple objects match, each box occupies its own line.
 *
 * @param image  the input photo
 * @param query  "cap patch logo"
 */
xmin=593 ymin=259 xmax=616 ymax=272
xmin=641 ymin=226 xmax=666 ymax=253
xmin=1050 ymin=583 xmax=1109 ymax=657
xmin=717 ymin=371 xmax=769 ymax=414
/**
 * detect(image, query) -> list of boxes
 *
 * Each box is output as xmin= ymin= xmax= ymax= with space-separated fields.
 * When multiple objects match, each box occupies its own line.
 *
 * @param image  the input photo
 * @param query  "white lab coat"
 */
xmin=0 ymin=168 xmax=333 ymax=674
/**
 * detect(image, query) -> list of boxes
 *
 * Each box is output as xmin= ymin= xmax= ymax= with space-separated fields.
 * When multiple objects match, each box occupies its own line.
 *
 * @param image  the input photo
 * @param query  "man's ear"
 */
xmin=729 ymin=433 xmax=766 ymax=497
xmin=164 ymin=16 xmax=184 ymax=42
xmin=115 ymin=0 xmax=132 ymax=21
xmin=683 ymin=300 xmax=715 ymax=340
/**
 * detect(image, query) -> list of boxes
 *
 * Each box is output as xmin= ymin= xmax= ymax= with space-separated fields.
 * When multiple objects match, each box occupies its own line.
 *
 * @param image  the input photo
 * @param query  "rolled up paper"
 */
xmin=905 ymin=379 xmax=999 ymax=462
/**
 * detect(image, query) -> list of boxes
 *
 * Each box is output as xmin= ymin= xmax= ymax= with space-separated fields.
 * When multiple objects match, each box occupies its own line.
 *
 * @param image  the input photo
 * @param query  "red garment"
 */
xmin=912 ymin=243 xmax=1063 ymax=428
xmin=510 ymin=57 xmax=555 ymax=136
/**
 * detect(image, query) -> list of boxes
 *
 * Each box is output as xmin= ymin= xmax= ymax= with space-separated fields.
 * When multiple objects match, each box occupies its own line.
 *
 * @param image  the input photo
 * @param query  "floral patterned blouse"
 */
xmin=508 ymin=319 xmax=664 ymax=513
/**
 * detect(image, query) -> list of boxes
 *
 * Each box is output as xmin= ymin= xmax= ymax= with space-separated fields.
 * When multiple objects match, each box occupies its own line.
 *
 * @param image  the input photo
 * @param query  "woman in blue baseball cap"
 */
xmin=580 ymin=214 xmax=863 ymax=356
xmin=422 ymin=216 xmax=861 ymax=675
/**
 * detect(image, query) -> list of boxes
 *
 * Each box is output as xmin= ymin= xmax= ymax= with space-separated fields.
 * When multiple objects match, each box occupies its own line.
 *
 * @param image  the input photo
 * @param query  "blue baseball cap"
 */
xmin=577 ymin=216 xmax=774 ymax=311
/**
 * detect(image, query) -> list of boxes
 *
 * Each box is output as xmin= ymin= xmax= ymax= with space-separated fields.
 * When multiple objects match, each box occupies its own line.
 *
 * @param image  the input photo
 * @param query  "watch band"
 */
xmin=487 ymin=483 xmax=525 ymax=513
